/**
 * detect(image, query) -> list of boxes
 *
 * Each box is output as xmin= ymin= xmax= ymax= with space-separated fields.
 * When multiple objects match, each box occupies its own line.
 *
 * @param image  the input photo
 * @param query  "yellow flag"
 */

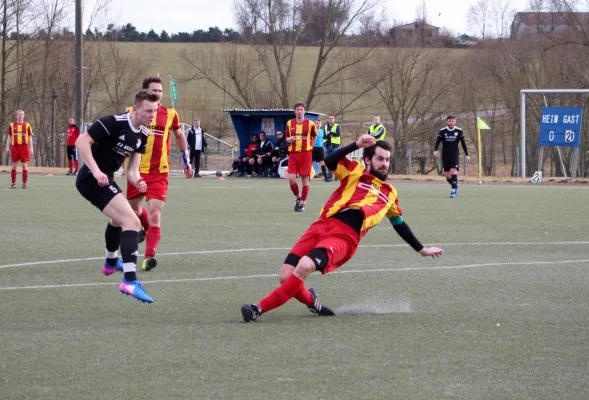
xmin=477 ymin=117 xmax=490 ymax=130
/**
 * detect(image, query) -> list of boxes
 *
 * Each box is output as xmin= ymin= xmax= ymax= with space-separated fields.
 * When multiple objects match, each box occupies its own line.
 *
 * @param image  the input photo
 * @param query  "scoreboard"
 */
xmin=539 ymin=107 xmax=582 ymax=147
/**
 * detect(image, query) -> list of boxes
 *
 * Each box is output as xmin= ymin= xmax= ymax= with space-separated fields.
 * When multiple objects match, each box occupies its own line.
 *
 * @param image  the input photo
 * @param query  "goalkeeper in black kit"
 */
xmin=434 ymin=115 xmax=470 ymax=198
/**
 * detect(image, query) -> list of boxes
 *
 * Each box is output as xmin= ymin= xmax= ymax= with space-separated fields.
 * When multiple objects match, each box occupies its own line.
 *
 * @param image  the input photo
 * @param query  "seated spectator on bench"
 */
xmin=256 ymin=131 xmax=274 ymax=177
xmin=231 ymin=135 xmax=259 ymax=177
xmin=271 ymin=130 xmax=288 ymax=178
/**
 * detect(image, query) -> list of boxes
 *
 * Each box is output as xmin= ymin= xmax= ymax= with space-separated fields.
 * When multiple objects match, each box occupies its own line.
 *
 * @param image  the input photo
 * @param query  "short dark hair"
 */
xmin=447 ymin=115 xmax=456 ymax=120
xmin=276 ymin=130 xmax=283 ymax=134
xmin=142 ymin=76 xmax=163 ymax=89
xmin=363 ymin=141 xmax=393 ymax=163
xmin=259 ymin=131 xmax=266 ymax=135
xmin=328 ymin=113 xmax=335 ymax=117
xmin=293 ymin=101 xmax=306 ymax=109
xmin=134 ymin=89 xmax=159 ymax=105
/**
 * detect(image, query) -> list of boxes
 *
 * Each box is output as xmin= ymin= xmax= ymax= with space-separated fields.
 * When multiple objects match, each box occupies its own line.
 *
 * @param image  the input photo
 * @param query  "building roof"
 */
xmin=515 ymin=11 xmax=589 ymax=25
xmin=392 ymin=21 xmax=440 ymax=30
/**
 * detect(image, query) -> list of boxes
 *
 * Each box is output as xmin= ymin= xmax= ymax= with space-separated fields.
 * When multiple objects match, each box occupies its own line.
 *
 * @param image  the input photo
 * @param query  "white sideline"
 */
xmin=1 ymin=241 xmax=588 ymax=270
xmin=0 ymin=258 xmax=588 ymax=291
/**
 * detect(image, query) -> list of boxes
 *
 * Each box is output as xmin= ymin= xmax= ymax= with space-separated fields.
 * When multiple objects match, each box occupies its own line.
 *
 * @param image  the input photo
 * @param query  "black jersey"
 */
xmin=87 ymin=113 xmax=149 ymax=176
xmin=434 ymin=127 xmax=468 ymax=156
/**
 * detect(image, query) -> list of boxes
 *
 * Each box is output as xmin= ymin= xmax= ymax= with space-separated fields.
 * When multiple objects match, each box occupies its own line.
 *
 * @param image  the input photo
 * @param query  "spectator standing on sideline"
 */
xmin=185 ymin=118 xmax=208 ymax=178
xmin=323 ymin=114 xmax=340 ymax=181
xmin=66 ymin=117 xmax=80 ymax=176
xmin=312 ymin=119 xmax=331 ymax=182
xmin=368 ymin=114 xmax=386 ymax=141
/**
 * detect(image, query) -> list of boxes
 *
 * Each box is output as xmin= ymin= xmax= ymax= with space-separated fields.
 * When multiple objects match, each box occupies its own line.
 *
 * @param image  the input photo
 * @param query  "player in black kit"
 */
xmin=434 ymin=115 xmax=470 ymax=198
xmin=75 ymin=90 xmax=158 ymax=303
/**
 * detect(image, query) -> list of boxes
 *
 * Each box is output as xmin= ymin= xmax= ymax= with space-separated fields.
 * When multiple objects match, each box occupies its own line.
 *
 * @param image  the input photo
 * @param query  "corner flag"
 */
xmin=476 ymin=117 xmax=490 ymax=184
xmin=169 ymin=76 xmax=178 ymax=108
xmin=477 ymin=117 xmax=490 ymax=130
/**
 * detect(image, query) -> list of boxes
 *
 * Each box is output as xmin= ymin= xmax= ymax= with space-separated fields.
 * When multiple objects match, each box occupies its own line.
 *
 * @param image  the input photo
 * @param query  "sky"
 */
xmin=94 ymin=0 xmax=532 ymax=37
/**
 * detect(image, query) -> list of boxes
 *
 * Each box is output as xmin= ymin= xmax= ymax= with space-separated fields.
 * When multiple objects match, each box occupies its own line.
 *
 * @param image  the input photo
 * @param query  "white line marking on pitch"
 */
xmin=0 ymin=259 xmax=587 ymax=291
xmin=1 ymin=241 xmax=588 ymax=270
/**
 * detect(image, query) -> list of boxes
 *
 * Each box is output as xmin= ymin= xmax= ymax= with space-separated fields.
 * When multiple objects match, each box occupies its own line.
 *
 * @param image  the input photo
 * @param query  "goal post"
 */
xmin=520 ymin=89 xmax=589 ymax=178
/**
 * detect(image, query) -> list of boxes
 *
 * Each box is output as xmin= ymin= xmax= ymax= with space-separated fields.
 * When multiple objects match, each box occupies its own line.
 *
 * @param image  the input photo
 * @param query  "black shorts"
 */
xmin=76 ymin=166 xmax=121 ymax=211
xmin=442 ymin=153 xmax=459 ymax=172
xmin=67 ymin=145 xmax=78 ymax=161
xmin=312 ymin=147 xmax=325 ymax=162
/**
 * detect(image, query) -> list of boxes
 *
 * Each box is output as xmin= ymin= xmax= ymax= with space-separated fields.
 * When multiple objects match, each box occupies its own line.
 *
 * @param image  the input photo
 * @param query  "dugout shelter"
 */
xmin=223 ymin=109 xmax=324 ymax=156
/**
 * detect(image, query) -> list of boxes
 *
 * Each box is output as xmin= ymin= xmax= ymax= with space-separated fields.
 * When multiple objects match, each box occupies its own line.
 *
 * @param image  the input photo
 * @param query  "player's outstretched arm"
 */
xmin=324 ymin=135 xmax=374 ymax=171
xmin=324 ymin=142 xmax=357 ymax=170
xmin=389 ymin=216 xmax=443 ymax=258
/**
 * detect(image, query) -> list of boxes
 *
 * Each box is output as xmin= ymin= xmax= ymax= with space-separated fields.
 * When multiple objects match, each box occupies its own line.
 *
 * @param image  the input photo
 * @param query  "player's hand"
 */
xmin=4 ymin=147 xmax=9 ymax=154
xmin=184 ymin=166 xmax=193 ymax=179
xmin=135 ymin=178 xmax=147 ymax=193
xmin=355 ymin=134 xmax=376 ymax=148
xmin=286 ymin=137 xmax=295 ymax=144
xmin=29 ymin=149 xmax=34 ymax=156
xmin=434 ymin=151 xmax=439 ymax=158
xmin=419 ymin=247 xmax=443 ymax=258
xmin=466 ymin=155 xmax=471 ymax=163
xmin=92 ymin=169 xmax=109 ymax=187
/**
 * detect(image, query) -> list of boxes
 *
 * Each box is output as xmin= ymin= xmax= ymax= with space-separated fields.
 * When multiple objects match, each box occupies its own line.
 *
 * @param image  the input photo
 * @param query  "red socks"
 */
xmin=259 ymin=274 xmax=309 ymax=313
xmin=301 ymin=185 xmax=310 ymax=202
xmin=74 ymin=160 xmax=79 ymax=171
xmin=144 ymin=226 xmax=161 ymax=258
xmin=68 ymin=160 xmax=73 ymax=173
xmin=290 ymin=182 xmax=300 ymax=197
xmin=294 ymin=285 xmax=313 ymax=307
xmin=138 ymin=207 xmax=150 ymax=230
xmin=11 ymin=169 xmax=16 ymax=184
xmin=22 ymin=170 xmax=28 ymax=184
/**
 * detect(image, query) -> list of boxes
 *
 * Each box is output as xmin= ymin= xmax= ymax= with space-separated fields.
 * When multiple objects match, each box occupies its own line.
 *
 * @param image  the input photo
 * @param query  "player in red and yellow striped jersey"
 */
xmin=240 ymin=135 xmax=443 ymax=322
xmin=285 ymin=102 xmax=317 ymax=212
xmin=126 ymin=77 xmax=192 ymax=272
xmin=4 ymin=110 xmax=34 ymax=189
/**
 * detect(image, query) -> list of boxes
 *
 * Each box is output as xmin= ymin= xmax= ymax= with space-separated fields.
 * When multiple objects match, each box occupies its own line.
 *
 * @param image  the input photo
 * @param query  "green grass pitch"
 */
xmin=1 ymin=175 xmax=588 ymax=399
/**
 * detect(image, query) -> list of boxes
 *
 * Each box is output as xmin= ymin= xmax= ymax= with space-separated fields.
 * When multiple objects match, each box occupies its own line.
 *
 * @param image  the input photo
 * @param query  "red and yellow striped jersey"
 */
xmin=286 ymin=118 xmax=316 ymax=153
xmin=8 ymin=122 xmax=33 ymax=145
xmin=320 ymin=157 xmax=402 ymax=238
xmin=128 ymin=104 xmax=180 ymax=174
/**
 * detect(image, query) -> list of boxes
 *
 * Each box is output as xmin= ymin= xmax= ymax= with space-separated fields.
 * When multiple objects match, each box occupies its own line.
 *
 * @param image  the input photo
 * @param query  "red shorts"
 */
xmin=287 ymin=151 xmax=313 ymax=177
xmin=11 ymin=145 xmax=30 ymax=163
xmin=126 ymin=173 xmax=168 ymax=202
xmin=289 ymin=218 xmax=360 ymax=274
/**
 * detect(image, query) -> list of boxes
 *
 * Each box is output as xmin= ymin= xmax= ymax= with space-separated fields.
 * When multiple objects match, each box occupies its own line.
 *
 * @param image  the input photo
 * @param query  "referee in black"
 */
xmin=75 ymin=89 xmax=158 ymax=303
xmin=434 ymin=115 xmax=470 ymax=198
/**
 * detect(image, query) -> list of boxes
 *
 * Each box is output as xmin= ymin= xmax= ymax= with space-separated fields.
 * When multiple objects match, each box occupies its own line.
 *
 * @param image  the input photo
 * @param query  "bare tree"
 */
xmin=364 ymin=48 xmax=453 ymax=173
xmin=181 ymin=0 xmax=380 ymax=112
xmin=96 ymin=41 xmax=155 ymax=113
xmin=467 ymin=0 xmax=491 ymax=39
xmin=491 ymin=0 xmax=515 ymax=39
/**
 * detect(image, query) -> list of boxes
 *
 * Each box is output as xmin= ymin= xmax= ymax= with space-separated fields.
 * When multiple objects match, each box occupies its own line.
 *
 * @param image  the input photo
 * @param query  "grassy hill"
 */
xmin=92 ymin=42 xmax=471 ymax=124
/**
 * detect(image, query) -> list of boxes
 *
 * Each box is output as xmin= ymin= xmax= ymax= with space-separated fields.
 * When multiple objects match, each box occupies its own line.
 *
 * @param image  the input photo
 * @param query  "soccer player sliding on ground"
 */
xmin=241 ymin=135 xmax=443 ymax=322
